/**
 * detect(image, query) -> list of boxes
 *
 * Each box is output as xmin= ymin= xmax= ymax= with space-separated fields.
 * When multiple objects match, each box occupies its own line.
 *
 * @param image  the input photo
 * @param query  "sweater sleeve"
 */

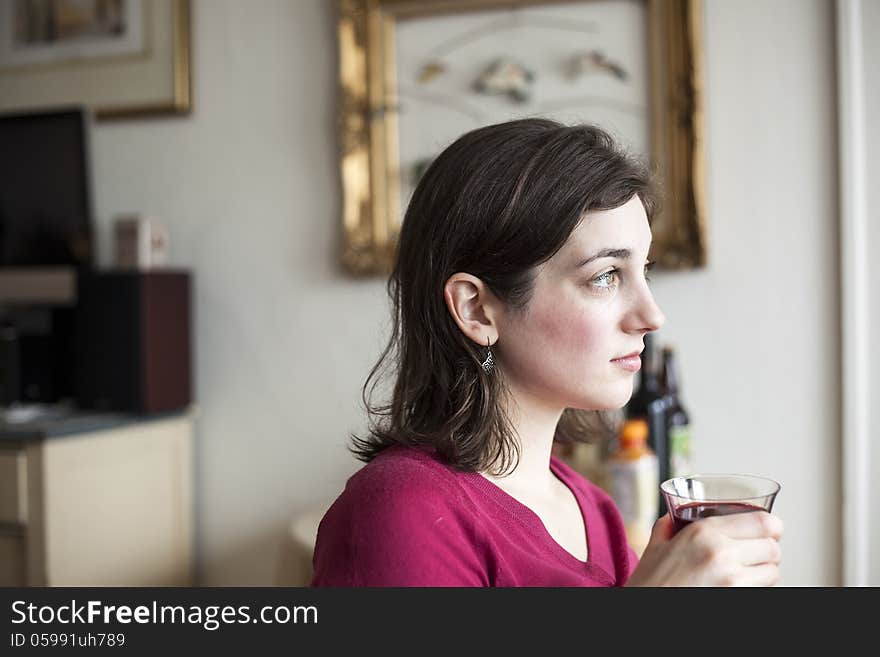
xmin=312 ymin=463 xmax=488 ymax=587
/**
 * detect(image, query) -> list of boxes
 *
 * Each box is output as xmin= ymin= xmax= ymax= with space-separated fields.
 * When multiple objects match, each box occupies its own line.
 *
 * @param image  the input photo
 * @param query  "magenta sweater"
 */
xmin=311 ymin=445 xmax=639 ymax=586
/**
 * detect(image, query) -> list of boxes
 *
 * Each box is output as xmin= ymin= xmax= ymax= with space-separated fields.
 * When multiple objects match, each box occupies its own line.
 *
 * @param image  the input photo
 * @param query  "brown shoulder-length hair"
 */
xmin=351 ymin=118 xmax=657 ymax=475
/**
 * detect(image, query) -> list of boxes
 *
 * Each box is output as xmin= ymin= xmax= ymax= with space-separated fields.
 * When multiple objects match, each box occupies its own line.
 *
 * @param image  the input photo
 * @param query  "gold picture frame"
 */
xmin=0 ymin=0 xmax=191 ymax=120
xmin=337 ymin=0 xmax=706 ymax=275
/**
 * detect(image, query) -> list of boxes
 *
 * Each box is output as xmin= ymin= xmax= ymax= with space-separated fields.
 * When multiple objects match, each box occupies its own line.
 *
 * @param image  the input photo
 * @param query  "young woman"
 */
xmin=312 ymin=119 xmax=783 ymax=586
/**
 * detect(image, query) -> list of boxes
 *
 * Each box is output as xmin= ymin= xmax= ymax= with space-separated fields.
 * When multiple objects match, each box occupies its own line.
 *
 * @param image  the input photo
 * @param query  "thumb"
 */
xmin=649 ymin=513 xmax=674 ymax=543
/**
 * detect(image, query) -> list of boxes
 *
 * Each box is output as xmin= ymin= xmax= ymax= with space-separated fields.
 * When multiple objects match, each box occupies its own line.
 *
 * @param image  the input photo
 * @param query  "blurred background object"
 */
xmin=0 ymin=105 xmax=194 ymax=586
xmin=113 ymin=215 xmax=170 ymax=270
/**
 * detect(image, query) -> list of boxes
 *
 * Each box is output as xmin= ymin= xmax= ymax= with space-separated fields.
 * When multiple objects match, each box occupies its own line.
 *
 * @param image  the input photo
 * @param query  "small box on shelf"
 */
xmin=113 ymin=215 xmax=170 ymax=270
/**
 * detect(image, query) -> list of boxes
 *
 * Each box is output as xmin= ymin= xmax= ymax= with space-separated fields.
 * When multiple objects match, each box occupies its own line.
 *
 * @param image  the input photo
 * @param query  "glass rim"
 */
xmin=660 ymin=473 xmax=781 ymax=502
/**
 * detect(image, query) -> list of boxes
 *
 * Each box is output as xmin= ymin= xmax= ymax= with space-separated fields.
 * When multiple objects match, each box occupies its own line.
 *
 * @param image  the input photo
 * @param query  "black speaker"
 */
xmin=0 ymin=321 xmax=21 ymax=406
xmin=0 ymin=307 xmax=75 ymax=405
xmin=74 ymin=270 xmax=192 ymax=413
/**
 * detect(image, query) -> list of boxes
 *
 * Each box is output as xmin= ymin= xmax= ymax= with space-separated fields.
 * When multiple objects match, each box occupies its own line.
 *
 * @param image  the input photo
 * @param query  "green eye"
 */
xmin=593 ymin=269 xmax=619 ymax=288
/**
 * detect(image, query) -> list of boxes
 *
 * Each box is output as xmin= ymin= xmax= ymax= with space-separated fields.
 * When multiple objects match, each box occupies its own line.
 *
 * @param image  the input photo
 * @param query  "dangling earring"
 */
xmin=481 ymin=336 xmax=495 ymax=374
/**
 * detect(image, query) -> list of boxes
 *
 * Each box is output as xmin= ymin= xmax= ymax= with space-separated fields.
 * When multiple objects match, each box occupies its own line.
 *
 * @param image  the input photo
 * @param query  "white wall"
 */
xmin=863 ymin=0 xmax=880 ymax=586
xmin=84 ymin=0 xmax=839 ymax=584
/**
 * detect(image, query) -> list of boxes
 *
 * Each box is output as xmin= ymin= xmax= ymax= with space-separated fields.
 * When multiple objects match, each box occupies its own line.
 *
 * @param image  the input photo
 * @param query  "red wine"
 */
xmin=671 ymin=501 xmax=764 ymax=534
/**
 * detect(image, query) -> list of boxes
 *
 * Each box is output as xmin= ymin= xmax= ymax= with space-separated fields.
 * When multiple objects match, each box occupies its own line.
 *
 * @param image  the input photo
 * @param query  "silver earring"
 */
xmin=481 ymin=337 xmax=495 ymax=374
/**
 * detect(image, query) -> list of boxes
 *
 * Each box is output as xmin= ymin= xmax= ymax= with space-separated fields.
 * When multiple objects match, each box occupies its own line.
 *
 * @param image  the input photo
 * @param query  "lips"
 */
xmin=611 ymin=351 xmax=642 ymax=373
xmin=612 ymin=350 xmax=642 ymax=361
xmin=611 ymin=349 xmax=642 ymax=374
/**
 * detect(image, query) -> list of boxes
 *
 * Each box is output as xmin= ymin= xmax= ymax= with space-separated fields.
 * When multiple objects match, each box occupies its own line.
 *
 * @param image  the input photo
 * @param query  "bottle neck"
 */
xmin=638 ymin=366 xmax=660 ymax=393
xmin=662 ymin=349 xmax=680 ymax=395
xmin=638 ymin=333 xmax=660 ymax=392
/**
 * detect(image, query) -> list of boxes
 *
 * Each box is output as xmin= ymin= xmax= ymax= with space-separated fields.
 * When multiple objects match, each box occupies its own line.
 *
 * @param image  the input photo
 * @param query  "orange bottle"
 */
xmin=605 ymin=418 xmax=658 ymax=556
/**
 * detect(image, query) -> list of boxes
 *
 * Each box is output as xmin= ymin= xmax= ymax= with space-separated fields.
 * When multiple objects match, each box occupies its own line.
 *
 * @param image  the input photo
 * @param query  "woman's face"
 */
xmin=498 ymin=195 xmax=665 ymax=411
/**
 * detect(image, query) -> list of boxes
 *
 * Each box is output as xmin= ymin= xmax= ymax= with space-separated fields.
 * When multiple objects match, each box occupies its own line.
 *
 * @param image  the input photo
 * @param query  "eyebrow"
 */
xmin=574 ymin=248 xmax=632 ymax=268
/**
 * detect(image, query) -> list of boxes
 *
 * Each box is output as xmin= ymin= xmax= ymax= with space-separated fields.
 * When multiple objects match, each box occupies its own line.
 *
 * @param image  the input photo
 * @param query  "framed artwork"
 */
xmin=0 ymin=0 xmax=191 ymax=119
xmin=336 ymin=0 xmax=706 ymax=275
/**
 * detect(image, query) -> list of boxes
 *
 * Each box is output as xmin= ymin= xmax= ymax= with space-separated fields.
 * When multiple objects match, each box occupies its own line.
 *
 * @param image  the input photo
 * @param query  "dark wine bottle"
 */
xmin=625 ymin=332 xmax=668 ymax=517
xmin=661 ymin=346 xmax=693 ymax=479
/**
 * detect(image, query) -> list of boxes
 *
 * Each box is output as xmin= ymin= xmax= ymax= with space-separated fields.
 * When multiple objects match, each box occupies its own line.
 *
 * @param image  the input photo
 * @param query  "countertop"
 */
xmin=0 ymin=405 xmax=194 ymax=442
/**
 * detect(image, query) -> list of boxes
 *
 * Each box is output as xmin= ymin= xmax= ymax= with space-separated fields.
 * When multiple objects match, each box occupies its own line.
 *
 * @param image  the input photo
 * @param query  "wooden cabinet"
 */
xmin=0 ymin=412 xmax=194 ymax=586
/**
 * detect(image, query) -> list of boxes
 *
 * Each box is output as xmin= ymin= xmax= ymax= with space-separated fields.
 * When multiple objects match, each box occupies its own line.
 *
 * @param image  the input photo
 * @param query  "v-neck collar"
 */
xmin=463 ymin=456 xmax=615 ymax=585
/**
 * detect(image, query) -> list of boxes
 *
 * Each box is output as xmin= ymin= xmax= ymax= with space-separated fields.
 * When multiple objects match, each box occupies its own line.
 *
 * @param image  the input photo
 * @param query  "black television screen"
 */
xmin=0 ymin=107 xmax=93 ymax=267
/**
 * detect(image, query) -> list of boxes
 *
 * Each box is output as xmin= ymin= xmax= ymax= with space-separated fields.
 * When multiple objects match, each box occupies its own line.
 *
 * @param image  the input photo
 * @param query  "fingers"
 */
xmin=699 ymin=511 xmax=784 ymax=541
xmin=733 ymin=537 xmax=782 ymax=567
xmin=651 ymin=513 xmax=674 ymax=541
xmin=734 ymin=562 xmax=781 ymax=587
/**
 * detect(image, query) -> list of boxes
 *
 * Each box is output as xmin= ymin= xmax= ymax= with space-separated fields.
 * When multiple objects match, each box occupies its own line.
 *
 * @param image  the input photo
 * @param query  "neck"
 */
xmin=481 ymin=384 xmax=565 ymax=496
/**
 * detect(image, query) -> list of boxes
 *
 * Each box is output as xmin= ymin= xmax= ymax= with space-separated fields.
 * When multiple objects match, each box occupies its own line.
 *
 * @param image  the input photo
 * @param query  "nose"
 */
xmin=626 ymin=284 xmax=665 ymax=334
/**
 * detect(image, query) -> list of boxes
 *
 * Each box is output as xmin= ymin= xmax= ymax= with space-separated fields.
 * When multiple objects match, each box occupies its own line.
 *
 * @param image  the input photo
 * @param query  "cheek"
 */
xmin=530 ymin=299 xmax=609 ymax=359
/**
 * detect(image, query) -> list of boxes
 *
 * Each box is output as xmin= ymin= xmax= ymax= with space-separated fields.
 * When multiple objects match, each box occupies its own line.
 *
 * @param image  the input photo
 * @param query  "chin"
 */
xmin=569 ymin=375 xmax=634 ymax=411
xmin=595 ymin=398 xmax=630 ymax=411
xmin=575 ymin=389 xmax=633 ymax=411
xmin=602 ymin=380 xmax=635 ymax=410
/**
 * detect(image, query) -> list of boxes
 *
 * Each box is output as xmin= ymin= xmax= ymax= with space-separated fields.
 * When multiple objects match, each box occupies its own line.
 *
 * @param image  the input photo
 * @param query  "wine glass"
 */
xmin=660 ymin=474 xmax=781 ymax=535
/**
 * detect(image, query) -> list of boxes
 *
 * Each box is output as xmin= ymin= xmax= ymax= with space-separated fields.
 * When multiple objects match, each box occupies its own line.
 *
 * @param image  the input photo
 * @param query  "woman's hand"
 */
xmin=624 ymin=511 xmax=784 ymax=587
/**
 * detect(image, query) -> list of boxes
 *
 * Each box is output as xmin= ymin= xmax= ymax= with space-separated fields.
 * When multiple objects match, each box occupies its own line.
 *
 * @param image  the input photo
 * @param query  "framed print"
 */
xmin=0 ymin=0 xmax=191 ymax=119
xmin=336 ymin=0 xmax=706 ymax=274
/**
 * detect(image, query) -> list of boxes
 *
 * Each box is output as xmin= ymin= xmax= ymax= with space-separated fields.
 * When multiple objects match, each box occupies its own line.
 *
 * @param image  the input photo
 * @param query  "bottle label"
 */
xmin=669 ymin=425 xmax=692 ymax=478
xmin=605 ymin=456 xmax=658 ymax=528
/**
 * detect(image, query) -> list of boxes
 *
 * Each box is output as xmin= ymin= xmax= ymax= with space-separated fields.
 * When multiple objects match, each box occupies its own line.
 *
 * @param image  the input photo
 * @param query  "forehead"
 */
xmin=553 ymin=195 xmax=651 ymax=268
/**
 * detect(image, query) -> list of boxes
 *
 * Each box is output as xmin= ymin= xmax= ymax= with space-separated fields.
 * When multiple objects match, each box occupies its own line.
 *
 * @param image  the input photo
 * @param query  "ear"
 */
xmin=443 ymin=272 xmax=500 ymax=347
